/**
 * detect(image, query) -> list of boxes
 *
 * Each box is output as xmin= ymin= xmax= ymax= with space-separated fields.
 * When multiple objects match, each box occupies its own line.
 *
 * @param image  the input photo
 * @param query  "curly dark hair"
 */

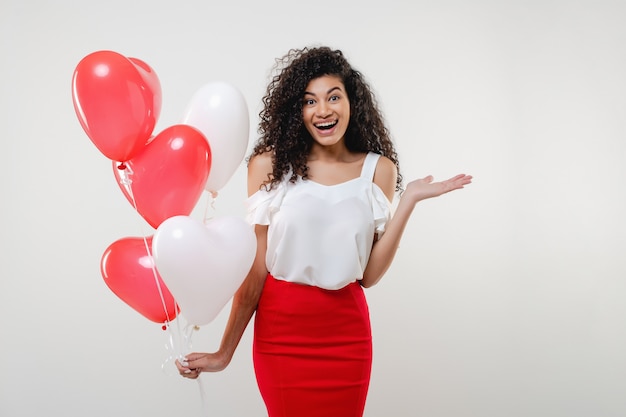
xmin=248 ymin=46 xmax=403 ymax=191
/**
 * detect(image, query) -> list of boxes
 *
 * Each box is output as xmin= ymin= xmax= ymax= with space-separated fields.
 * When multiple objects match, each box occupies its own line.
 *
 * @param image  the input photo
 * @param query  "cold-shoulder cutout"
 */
xmin=245 ymin=183 xmax=287 ymax=226
xmin=247 ymin=152 xmax=274 ymax=197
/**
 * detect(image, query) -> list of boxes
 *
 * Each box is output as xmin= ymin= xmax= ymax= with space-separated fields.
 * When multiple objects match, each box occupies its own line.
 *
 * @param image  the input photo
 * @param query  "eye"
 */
xmin=329 ymin=95 xmax=340 ymax=102
xmin=304 ymin=98 xmax=316 ymax=105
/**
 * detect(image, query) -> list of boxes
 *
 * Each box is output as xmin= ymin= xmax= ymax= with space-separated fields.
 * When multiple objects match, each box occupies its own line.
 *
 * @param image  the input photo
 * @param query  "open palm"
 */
xmin=404 ymin=174 xmax=472 ymax=203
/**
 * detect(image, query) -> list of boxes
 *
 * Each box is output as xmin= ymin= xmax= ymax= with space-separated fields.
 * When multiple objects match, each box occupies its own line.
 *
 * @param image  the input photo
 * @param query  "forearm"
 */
xmin=361 ymin=172 xmax=472 ymax=288
xmin=216 ymin=224 xmax=268 ymax=365
xmin=361 ymin=196 xmax=417 ymax=288
xmin=216 ymin=268 xmax=267 ymax=365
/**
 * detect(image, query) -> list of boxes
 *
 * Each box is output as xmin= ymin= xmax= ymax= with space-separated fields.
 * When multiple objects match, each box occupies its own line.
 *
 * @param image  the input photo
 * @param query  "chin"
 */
xmin=314 ymin=137 xmax=343 ymax=147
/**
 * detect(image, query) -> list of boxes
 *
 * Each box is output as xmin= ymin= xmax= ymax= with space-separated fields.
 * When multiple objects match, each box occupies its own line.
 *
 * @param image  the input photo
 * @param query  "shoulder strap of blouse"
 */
xmin=360 ymin=152 xmax=380 ymax=181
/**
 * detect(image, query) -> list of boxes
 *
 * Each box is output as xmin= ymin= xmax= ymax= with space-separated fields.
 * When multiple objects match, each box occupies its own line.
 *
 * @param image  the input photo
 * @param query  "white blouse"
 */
xmin=246 ymin=152 xmax=392 ymax=290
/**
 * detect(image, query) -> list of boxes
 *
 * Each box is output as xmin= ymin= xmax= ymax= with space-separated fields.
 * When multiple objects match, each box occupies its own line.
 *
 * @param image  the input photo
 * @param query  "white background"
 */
xmin=1 ymin=1 xmax=625 ymax=416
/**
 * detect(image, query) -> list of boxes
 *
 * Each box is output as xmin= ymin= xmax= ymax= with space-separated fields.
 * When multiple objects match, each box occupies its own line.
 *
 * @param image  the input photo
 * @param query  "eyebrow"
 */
xmin=304 ymin=86 xmax=343 ymax=96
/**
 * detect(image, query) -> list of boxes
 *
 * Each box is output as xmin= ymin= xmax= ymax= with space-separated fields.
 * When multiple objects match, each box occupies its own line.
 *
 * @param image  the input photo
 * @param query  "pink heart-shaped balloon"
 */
xmin=101 ymin=236 xmax=178 ymax=324
xmin=113 ymin=124 xmax=212 ymax=229
xmin=152 ymin=215 xmax=256 ymax=326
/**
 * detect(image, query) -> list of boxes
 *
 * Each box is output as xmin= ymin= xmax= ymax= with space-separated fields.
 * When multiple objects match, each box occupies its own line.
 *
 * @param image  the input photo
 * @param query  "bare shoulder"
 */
xmin=247 ymin=152 xmax=273 ymax=196
xmin=373 ymin=155 xmax=397 ymax=201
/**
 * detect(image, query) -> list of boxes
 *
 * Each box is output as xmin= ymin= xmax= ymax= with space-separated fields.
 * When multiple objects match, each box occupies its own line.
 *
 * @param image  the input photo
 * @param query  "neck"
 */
xmin=308 ymin=142 xmax=352 ymax=162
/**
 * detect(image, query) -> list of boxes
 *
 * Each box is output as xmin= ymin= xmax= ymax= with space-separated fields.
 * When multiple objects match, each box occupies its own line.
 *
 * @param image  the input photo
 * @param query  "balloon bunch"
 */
xmin=72 ymin=51 xmax=256 ymax=337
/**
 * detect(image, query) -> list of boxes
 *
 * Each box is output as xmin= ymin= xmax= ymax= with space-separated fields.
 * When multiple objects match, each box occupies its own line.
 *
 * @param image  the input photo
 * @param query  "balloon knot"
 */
xmin=162 ymin=325 xmax=167 ymax=331
xmin=117 ymin=162 xmax=127 ymax=170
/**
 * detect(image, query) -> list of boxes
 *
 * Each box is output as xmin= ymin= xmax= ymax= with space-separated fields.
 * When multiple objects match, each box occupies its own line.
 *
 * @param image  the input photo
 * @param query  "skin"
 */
xmin=176 ymin=75 xmax=472 ymax=378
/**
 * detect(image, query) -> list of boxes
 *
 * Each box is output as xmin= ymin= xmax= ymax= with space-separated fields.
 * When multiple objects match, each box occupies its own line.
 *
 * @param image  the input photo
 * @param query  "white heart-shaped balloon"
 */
xmin=152 ymin=215 xmax=256 ymax=326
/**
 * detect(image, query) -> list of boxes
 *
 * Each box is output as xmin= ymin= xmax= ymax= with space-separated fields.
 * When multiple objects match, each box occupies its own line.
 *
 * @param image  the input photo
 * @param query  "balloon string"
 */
xmin=197 ymin=377 xmax=209 ymax=415
xmin=118 ymin=165 xmax=186 ymax=374
xmin=117 ymin=163 xmax=176 ymax=327
xmin=203 ymin=190 xmax=217 ymax=224
xmin=181 ymin=323 xmax=209 ymax=416
xmin=120 ymin=164 xmax=208 ymax=414
xmin=141 ymin=236 xmax=175 ymax=326
xmin=160 ymin=315 xmax=188 ymax=374
xmin=164 ymin=322 xmax=207 ymax=414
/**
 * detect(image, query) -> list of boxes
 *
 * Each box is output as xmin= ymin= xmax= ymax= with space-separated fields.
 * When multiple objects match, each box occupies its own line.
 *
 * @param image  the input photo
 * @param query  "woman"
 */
xmin=177 ymin=46 xmax=472 ymax=416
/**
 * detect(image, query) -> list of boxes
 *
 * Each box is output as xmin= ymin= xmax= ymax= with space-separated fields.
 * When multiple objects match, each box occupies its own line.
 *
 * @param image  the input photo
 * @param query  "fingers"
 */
xmin=184 ymin=369 xmax=201 ymax=379
xmin=179 ymin=352 xmax=205 ymax=369
xmin=457 ymin=175 xmax=473 ymax=187
xmin=175 ymin=358 xmax=190 ymax=373
xmin=425 ymin=174 xmax=472 ymax=187
xmin=448 ymin=174 xmax=471 ymax=182
xmin=184 ymin=352 xmax=203 ymax=361
xmin=437 ymin=174 xmax=471 ymax=194
xmin=447 ymin=174 xmax=472 ymax=187
xmin=175 ymin=358 xmax=201 ymax=379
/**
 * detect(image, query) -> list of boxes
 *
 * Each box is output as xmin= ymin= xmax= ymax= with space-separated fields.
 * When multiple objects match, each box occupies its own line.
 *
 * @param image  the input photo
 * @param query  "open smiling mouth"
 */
xmin=315 ymin=120 xmax=338 ymax=130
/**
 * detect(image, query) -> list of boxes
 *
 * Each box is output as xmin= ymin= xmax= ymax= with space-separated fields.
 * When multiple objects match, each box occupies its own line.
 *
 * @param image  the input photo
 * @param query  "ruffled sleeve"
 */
xmin=245 ymin=184 xmax=287 ymax=225
xmin=372 ymin=184 xmax=392 ymax=237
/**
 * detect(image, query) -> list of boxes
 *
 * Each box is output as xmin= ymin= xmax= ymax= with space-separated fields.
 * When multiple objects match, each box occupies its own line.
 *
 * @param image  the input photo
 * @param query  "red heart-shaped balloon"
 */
xmin=101 ymin=236 xmax=178 ymax=323
xmin=113 ymin=124 xmax=212 ymax=229
xmin=72 ymin=50 xmax=162 ymax=162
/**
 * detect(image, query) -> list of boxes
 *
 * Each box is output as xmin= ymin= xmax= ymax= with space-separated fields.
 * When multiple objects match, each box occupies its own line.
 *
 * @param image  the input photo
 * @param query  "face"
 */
xmin=302 ymin=75 xmax=351 ymax=148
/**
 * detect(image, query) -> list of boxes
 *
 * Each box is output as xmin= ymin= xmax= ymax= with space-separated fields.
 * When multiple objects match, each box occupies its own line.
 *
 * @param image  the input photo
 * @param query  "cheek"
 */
xmin=302 ymin=108 xmax=315 ymax=123
xmin=336 ymin=102 xmax=349 ymax=124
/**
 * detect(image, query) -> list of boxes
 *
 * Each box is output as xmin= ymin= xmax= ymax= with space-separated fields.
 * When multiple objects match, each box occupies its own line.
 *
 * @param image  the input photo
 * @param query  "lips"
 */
xmin=314 ymin=120 xmax=338 ymax=130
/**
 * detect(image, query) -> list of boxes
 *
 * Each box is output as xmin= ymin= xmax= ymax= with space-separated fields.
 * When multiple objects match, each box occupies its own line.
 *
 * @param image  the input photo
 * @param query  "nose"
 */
xmin=316 ymin=101 xmax=331 ymax=118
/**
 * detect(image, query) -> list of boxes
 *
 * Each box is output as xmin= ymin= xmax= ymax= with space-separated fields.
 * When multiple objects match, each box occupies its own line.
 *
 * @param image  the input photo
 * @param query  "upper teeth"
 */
xmin=316 ymin=121 xmax=336 ymax=128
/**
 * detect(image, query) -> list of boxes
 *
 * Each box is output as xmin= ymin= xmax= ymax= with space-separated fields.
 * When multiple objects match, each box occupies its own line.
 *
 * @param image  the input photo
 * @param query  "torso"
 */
xmin=259 ymin=152 xmax=388 ymax=289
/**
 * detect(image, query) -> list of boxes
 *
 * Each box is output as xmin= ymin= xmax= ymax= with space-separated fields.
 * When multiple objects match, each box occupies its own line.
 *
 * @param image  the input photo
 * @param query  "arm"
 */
xmin=176 ymin=154 xmax=272 ymax=378
xmin=360 ymin=157 xmax=472 ymax=288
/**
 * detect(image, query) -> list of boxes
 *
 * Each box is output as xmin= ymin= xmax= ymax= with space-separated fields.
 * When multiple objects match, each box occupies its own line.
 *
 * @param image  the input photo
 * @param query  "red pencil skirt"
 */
xmin=253 ymin=274 xmax=372 ymax=417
